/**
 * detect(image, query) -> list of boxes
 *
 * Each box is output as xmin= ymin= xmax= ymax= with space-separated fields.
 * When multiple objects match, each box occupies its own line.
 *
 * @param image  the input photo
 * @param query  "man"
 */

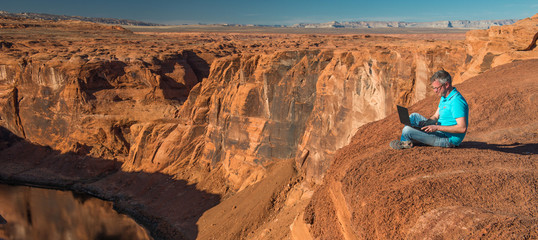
xmin=390 ymin=70 xmax=469 ymax=149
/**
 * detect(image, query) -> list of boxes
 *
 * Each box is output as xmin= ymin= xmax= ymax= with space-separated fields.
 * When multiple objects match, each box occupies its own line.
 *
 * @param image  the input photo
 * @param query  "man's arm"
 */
xmin=419 ymin=108 xmax=440 ymax=127
xmin=422 ymin=117 xmax=467 ymax=133
xmin=430 ymin=107 xmax=440 ymax=121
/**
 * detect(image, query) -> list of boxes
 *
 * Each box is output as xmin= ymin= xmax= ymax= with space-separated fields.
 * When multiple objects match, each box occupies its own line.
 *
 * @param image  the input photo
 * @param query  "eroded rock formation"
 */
xmin=303 ymin=58 xmax=538 ymax=240
xmin=457 ymin=13 xmax=538 ymax=81
xmin=0 ymin=15 xmax=468 ymax=191
xmin=0 ymin=13 xmax=537 ymax=239
xmin=301 ymin=14 xmax=538 ymax=240
xmin=0 ymin=184 xmax=151 ymax=240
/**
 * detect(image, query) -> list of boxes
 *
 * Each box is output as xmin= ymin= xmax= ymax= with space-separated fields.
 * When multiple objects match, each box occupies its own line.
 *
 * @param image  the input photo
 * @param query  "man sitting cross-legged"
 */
xmin=390 ymin=70 xmax=469 ymax=150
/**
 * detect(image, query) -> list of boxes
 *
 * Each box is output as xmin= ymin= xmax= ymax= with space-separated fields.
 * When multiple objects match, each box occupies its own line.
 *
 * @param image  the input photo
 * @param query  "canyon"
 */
xmin=0 ymin=184 xmax=151 ymax=240
xmin=0 ymin=13 xmax=537 ymax=239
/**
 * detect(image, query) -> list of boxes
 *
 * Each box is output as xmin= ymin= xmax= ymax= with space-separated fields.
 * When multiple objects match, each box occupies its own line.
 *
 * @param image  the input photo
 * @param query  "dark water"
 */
xmin=0 ymin=184 xmax=152 ymax=240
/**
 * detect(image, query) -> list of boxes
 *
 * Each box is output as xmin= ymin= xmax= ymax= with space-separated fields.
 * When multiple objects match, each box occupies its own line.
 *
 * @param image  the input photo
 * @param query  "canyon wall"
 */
xmin=182 ymin=45 xmax=465 ymax=186
xmin=1 ymin=14 xmax=536 ymax=193
xmin=0 ymin=184 xmax=151 ymax=240
xmin=303 ymin=58 xmax=538 ymax=240
xmin=1 ymin=14 xmax=537 ymax=239
xmin=456 ymin=13 xmax=538 ymax=81
xmin=0 ymin=18 xmax=467 ymax=192
xmin=301 ymin=14 xmax=538 ymax=240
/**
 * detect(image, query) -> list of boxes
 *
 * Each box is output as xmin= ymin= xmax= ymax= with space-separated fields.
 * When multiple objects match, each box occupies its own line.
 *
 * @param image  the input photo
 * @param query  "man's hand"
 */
xmin=421 ymin=125 xmax=440 ymax=133
xmin=419 ymin=119 xmax=437 ymax=127
xmin=421 ymin=117 xmax=467 ymax=134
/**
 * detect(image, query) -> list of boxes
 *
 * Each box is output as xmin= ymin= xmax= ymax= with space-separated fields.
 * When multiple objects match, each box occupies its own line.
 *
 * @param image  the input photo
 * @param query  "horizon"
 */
xmin=0 ymin=11 xmax=523 ymax=27
xmin=1 ymin=1 xmax=537 ymax=26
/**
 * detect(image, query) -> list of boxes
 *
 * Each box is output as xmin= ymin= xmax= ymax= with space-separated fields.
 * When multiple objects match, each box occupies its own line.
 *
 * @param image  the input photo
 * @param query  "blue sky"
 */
xmin=1 ymin=0 xmax=537 ymax=25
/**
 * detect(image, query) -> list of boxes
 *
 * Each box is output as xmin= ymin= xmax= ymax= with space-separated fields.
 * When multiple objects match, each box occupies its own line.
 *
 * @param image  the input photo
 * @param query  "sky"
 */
xmin=1 ymin=0 xmax=537 ymax=25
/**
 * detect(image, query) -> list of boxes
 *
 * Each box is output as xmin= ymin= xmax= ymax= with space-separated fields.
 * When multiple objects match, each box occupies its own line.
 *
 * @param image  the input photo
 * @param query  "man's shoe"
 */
xmin=390 ymin=140 xmax=413 ymax=150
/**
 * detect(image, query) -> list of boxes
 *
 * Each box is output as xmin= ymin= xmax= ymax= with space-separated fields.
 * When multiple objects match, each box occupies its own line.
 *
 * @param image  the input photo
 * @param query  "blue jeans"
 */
xmin=400 ymin=113 xmax=455 ymax=148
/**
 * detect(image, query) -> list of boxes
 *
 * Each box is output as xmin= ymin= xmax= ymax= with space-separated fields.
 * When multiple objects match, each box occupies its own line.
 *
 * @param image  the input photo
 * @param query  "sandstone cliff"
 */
xmin=0 ymin=184 xmax=151 ymax=240
xmin=168 ymin=42 xmax=466 ymax=189
xmin=300 ymin=14 xmax=538 ymax=240
xmin=0 ymin=16 xmax=468 ymax=191
xmin=303 ymin=58 xmax=538 ymax=240
xmin=0 ymin=14 xmax=537 ymax=239
xmin=457 ymin=13 xmax=538 ymax=81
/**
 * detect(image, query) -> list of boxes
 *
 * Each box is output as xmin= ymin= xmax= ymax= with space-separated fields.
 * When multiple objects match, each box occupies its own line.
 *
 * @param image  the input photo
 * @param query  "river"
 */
xmin=0 ymin=183 xmax=152 ymax=240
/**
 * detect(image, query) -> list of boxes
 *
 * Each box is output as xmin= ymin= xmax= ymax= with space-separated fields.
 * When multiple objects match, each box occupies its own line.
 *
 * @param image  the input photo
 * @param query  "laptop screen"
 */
xmin=397 ymin=105 xmax=412 ymax=126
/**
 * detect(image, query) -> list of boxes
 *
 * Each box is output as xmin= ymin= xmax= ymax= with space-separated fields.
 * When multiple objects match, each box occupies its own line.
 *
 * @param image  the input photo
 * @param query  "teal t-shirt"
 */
xmin=437 ymin=88 xmax=469 ymax=146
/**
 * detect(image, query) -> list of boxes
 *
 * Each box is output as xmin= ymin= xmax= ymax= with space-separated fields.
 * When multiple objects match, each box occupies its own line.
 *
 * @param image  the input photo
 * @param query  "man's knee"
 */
xmin=402 ymin=126 xmax=415 ymax=133
xmin=410 ymin=112 xmax=421 ymax=118
xmin=401 ymin=126 xmax=416 ymax=142
xmin=402 ymin=126 xmax=414 ymax=136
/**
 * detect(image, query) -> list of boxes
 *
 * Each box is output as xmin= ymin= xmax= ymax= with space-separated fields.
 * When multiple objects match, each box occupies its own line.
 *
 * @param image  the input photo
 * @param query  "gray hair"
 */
xmin=430 ymin=70 xmax=452 ymax=85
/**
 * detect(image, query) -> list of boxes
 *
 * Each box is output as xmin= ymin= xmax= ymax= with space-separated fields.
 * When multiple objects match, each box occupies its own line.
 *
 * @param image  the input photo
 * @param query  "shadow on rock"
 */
xmin=459 ymin=141 xmax=538 ymax=155
xmin=156 ymin=50 xmax=210 ymax=102
xmin=0 ymin=126 xmax=220 ymax=240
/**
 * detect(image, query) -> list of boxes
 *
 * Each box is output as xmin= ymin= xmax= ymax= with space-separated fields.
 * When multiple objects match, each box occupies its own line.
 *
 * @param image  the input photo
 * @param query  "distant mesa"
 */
xmin=0 ymin=11 xmax=163 ymax=26
xmin=0 ymin=10 xmax=517 ymax=29
xmin=292 ymin=19 xmax=518 ymax=29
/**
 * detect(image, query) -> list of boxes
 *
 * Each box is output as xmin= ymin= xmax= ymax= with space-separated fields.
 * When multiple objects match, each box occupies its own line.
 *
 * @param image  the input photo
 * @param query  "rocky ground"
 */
xmin=0 ymin=13 xmax=537 ymax=240
xmin=304 ymin=59 xmax=538 ymax=239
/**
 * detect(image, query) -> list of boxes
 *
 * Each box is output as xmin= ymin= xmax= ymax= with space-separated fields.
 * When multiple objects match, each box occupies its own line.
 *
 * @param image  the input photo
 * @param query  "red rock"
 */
xmin=457 ymin=13 xmax=538 ymax=82
xmin=0 ymin=14 xmax=537 ymax=239
xmin=304 ymin=59 xmax=538 ymax=240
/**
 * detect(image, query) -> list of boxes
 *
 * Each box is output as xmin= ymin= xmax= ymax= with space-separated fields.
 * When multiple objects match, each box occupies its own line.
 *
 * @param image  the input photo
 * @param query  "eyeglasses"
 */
xmin=431 ymin=84 xmax=445 ymax=91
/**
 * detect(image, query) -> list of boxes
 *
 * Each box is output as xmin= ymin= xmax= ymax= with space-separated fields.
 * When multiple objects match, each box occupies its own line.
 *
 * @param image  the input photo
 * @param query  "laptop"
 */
xmin=397 ymin=105 xmax=424 ymax=130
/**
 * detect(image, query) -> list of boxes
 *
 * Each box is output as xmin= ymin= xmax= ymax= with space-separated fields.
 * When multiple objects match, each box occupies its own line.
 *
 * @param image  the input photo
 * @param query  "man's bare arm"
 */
xmin=419 ymin=108 xmax=439 ymax=126
xmin=422 ymin=117 xmax=467 ymax=133
xmin=430 ymin=107 xmax=440 ymax=121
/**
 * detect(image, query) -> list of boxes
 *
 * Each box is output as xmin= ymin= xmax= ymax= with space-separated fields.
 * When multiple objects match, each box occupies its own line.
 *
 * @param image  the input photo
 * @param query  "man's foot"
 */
xmin=390 ymin=140 xmax=413 ymax=150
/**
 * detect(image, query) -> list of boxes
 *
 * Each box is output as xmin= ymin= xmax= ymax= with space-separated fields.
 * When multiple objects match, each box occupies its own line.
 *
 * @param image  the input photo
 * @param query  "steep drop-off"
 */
xmin=304 ymin=58 xmax=538 ymax=240
xmin=0 ymin=15 xmax=468 ymax=192
xmin=302 ymin=14 xmax=538 ymax=240
xmin=0 ymin=14 xmax=537 ymax=239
